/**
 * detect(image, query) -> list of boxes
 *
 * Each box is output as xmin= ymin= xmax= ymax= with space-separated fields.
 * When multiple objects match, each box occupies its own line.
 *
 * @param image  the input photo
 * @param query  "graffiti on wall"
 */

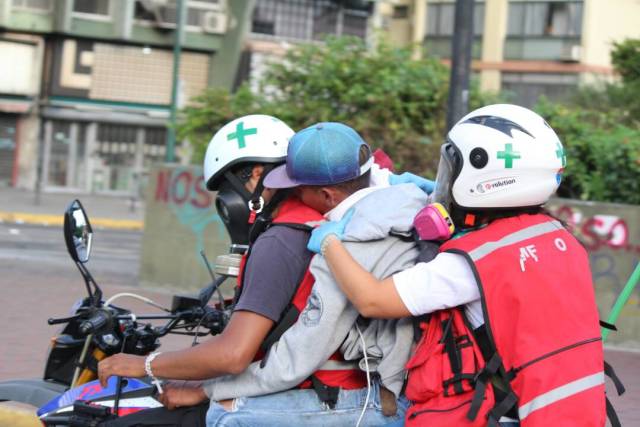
xmin=154 ymin=168 xmax=226 ymax=255
xmin=549 ymin=204 xmax=640 ymax=308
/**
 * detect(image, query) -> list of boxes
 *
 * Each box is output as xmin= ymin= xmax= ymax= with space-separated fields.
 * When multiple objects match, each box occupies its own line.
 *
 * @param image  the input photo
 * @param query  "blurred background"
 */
xmin=1 ymin=3 xmax=640 ymax=423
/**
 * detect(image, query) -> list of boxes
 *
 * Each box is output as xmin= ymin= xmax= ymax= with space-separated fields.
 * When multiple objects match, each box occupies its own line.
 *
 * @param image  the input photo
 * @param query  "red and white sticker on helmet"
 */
xmin=475 ymin=177 xmax=517 ymax=194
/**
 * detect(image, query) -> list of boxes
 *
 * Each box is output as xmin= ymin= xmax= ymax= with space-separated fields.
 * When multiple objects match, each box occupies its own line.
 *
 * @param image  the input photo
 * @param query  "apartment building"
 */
xmin=0 ymin=0 xmax=252 ymax=193
xmin=376 ymin=0 xmax=640 ymax=106
xmin=237 ymin=0 xmax=373 ymax=89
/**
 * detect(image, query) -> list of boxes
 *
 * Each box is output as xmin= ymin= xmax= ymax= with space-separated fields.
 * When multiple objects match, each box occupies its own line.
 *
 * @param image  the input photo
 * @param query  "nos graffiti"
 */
xmin=154 ymin=169 xmax=213 ymax=209
xmin=550 ymin=204 xmax=640 ymax=308
xmin=153 ymin=168 xmax=224 ymax=255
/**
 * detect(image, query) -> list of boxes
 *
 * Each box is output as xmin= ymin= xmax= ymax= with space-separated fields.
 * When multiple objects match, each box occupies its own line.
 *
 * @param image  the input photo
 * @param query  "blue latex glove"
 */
xmin=307 ymin=209 xmax=355 ymax=254
xmin=389 ymin=172 xmax=435 ymax=194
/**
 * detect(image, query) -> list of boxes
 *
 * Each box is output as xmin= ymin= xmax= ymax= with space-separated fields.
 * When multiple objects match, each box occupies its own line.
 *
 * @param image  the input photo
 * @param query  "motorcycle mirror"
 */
xmin=64 ymin=200 xmax=93 ymax=263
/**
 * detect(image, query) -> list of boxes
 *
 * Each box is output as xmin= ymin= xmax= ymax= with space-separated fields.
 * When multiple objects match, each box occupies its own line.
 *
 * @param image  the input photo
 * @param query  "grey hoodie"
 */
xmin=203 ymin=184 xmax=427 ymax=400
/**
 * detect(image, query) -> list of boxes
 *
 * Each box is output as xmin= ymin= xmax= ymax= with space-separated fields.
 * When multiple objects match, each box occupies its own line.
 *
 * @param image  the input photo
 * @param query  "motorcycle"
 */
xmin=0 ymin=200 xmax=242 ymax=426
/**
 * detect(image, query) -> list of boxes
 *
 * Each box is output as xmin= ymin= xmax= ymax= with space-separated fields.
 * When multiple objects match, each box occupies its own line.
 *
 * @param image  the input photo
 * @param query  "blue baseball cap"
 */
xmin=264 ymin=122 xmax=373 ymax=189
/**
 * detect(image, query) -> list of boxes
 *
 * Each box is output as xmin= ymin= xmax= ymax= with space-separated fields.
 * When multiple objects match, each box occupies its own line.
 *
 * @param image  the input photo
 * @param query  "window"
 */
xmin=0 ymin=115 xmax=17 ymax=185
xmin=73 ymin=0 xmax=111 ymax=16
xmin=508 ymin=1 xmax=583 ymax=37
xmin=426 ymin=1 xmax=485 ymax=37
xmin=12 ymin=0 xmax=52 ymax=11
xmin=393 ymin=5 xmax=409 ymax=19
xmin=501 ymin=72 xmax=578 ymax=107
xmin=143 ymin=127 xmax=167 ymax=167
xmin=134 ymin=0 xmax=226 ymax=29
xmin=252 ymin=0 xmax=370 ymax=41
xmin=342 ymin=10 xmax=368 ymax=39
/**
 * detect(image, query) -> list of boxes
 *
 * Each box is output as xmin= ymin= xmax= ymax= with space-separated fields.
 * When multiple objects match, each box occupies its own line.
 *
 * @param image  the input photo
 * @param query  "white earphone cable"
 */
xmin=355 ymin=323 xmax=371 ymax=427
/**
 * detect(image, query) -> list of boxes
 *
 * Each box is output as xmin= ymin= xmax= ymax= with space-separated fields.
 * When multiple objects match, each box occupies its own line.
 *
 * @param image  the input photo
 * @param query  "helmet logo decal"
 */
xmin=227 ymin=121 xmax=258 ymax=149
xmin=497 ymin=143 xmax=521 ymax=168
xmin=555 ymin=143 xmax=566 ymax=167
xmin=463 ymin=115 xmax=533 ymax=138
xmin=476 ymin=177 xmax=516 ymax=194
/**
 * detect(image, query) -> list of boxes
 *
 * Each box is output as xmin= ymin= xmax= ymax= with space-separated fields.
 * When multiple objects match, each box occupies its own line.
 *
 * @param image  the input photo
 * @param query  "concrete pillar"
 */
xmin=412 ymin=0 xmax=427 ymax=59
xmin=0 ymin=0 xmax=11 ymax=26
xmin=67 ymin=122 xmax=78 ymax=187
xmin=208 ymin=0 xmax=255 ymax=89
xmin=480 ymin=0 xmax=508 ymax=92
xmin=85 ymin=122 xmax=97 ymax=193
xmin=15 ymin=113 xmax=40 ymax=190
xmin=116 ymin=0 xmax=135 ymax=40
xmin=55 ymin=0 xmax=73 ymax=32
xmin=42 ymin=120 xmax=52 ymax=188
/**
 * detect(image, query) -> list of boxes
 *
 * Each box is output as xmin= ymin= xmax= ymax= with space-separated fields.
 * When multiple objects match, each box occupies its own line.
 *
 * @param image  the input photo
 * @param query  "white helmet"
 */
xmin=432 ymin=104 xmax=565 ymax=217
xmin=204 ymin=114 xmax=295 ymax=190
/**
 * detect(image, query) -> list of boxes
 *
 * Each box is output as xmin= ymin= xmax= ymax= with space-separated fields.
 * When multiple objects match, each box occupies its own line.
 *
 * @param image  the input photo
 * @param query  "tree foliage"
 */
xmin=179 ymin=36 xmax=640 ymax=205
xmin=536 ymin=98 xmax=640 ymax=205
xmin=611 ymin=38 xmax=640 ymax=84
xmin=536 ymin=37 xmax=640 ymax=205
xmin=179 ymin=36 xmax=497 ymax=177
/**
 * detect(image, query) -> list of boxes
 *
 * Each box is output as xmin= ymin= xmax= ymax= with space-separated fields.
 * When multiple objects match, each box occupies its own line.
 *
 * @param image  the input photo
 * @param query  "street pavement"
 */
xmin=0 ymin=187 xmax=639 ymax=425
xmin=0 ymin=187 xmax=143 ymax=230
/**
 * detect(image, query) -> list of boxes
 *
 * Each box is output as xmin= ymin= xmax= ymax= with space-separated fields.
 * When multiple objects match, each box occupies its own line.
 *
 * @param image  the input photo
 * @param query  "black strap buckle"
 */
xmin=468 ymin=353 xmax=503 ymax=421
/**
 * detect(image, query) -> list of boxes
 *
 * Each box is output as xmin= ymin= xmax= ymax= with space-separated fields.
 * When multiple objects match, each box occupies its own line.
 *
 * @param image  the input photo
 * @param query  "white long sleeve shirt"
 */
xmin=392 ymin=252 xmax=484 ymax=328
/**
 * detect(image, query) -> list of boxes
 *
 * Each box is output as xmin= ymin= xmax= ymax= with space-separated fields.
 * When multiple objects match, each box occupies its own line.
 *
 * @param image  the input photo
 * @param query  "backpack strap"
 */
xmin=603 ymin=359 xmax=624 ymax=427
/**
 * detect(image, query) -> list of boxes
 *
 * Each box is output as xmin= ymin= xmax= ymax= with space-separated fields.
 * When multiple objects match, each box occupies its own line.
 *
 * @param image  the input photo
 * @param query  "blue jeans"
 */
xmin=206 ymin=382 xmax=408 ymax=427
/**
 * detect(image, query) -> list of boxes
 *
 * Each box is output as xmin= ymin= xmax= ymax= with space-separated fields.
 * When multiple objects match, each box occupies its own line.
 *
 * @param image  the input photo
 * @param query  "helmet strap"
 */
xmin=223 ymin=170 xmax=254 ymax=203
xmin=245 ymin=164 xmax=277 ymax=223
xmin=248 ymin=189 xmax=291 ymax=244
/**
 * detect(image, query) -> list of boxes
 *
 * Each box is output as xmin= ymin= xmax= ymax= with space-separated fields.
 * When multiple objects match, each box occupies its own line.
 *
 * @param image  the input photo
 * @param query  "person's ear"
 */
xmin=246 ymin=165 xmax=264 ymax=191
xmin=251 ymin=165 xmax=264 ymax=181
xmin=320 ymin=187 xmax=342 ymax=210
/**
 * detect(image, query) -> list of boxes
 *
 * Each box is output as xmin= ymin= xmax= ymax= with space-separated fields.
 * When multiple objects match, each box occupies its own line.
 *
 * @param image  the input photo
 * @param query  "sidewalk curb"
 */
xmin=0 ymin=211 xmax=143 ymax=231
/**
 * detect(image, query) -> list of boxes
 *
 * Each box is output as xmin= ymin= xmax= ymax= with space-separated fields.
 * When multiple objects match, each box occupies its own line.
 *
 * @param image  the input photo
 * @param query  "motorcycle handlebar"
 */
xmin=79 ymin=309 xmax=112 ymax=335
xmin=48 ymin=314 xmax=79 ymax=325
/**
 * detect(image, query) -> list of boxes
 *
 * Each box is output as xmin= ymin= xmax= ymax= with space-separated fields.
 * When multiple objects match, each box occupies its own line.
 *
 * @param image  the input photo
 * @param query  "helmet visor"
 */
xmin=430 ymin=143 xmax=458 ymax=212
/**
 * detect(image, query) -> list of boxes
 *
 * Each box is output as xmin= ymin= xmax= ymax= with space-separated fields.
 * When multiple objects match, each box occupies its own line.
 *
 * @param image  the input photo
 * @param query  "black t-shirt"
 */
xmin=234 ymin=225 xmax=313 ymax=322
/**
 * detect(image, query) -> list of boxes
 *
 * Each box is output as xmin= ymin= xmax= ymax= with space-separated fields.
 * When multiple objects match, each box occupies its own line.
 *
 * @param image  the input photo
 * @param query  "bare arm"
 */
xmin=322 ymin=236 xmax=411 ymax=319
xmin=98 ymin=310 xmax=273 ymax=386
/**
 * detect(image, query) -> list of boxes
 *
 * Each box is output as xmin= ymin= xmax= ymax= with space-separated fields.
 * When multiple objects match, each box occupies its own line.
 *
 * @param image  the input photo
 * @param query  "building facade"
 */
xmin=0 ymin=0 xmax=252 ymax=193
xmin=236 ymin=0 xmax=374 ymax=90
xmin=375 ymin=0 xmax=640 ymax=107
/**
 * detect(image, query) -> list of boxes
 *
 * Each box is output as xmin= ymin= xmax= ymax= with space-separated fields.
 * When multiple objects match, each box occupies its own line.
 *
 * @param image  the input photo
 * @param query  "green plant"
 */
xmin=536 ymin=98 xmax=640 ymax=204
xmin=611 ymin=38 xmax=640 ymax=84
xmin=178 ymin=36 xmax=503 ymax=176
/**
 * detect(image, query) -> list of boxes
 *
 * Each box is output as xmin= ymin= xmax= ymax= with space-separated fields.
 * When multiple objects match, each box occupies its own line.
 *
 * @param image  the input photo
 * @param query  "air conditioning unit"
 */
xmin=200 ymin=0 xmax=226 ymax=13
xmin=201 ymin=10 xmax=228 ymax=34
xmin=560 ymin=44 xmax=581 ymax=62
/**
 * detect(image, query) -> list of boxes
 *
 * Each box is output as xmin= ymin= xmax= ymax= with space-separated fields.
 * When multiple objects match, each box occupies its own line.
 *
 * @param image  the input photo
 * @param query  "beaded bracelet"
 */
xmin=320 ymin=234 xmax=339 ymax=257
xmin=145 ymin=351 xmax=164 ymax=394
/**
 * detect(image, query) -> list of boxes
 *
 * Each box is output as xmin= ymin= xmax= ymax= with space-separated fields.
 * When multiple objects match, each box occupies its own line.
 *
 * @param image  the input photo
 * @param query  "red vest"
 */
xmin=405 ymin=214 xmax=605 ymax=426
xmin=238 ymin=197 xmax=367 ymax=391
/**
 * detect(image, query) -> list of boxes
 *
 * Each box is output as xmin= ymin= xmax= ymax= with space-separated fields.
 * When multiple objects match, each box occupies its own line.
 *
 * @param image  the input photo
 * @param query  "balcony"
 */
xmin=505 ymin=1 xmax=583 ymax=61
xmin=504 ymin=36 xmax=581 ymax=61
xmin=424 ymin=35 xmax=483 ymax=60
